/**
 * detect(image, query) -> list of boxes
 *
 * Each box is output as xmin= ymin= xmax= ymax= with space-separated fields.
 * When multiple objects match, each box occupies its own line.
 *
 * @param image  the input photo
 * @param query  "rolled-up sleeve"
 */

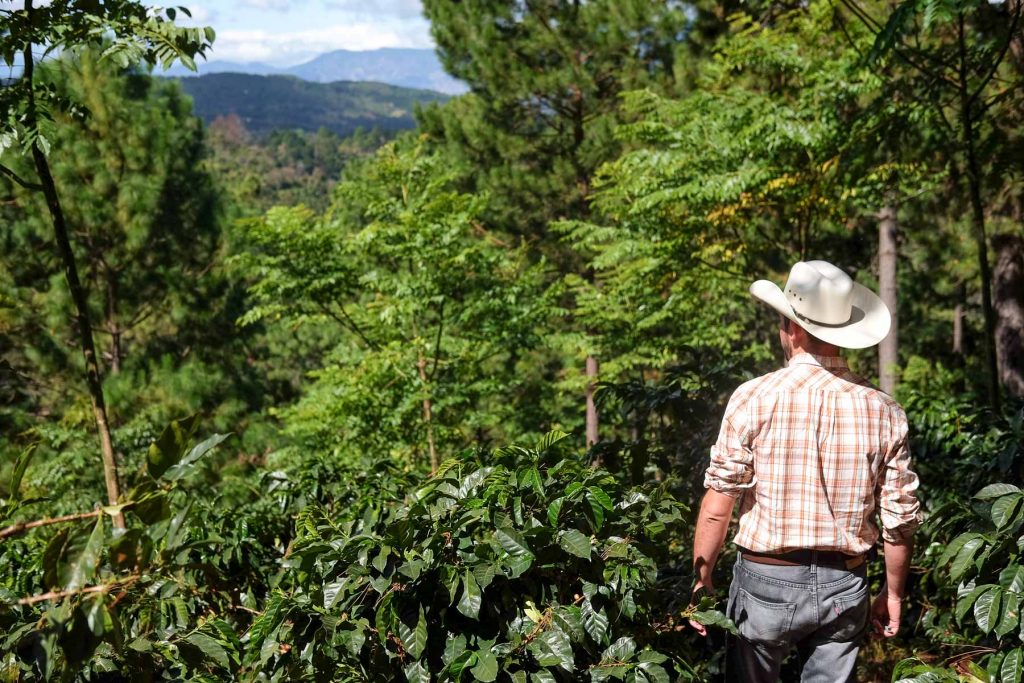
xmin=704 ymin=389 xmax=754 ymax=497
xmin=877 ymin=408 xmax=923 ymax=542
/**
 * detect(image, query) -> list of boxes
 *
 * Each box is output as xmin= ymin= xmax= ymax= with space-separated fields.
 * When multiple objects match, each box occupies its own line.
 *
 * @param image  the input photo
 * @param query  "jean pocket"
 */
xmin=823 ymin=585 xmax=869 ymax=642
xmin=734 ymin=587 xmax=797 ymax=647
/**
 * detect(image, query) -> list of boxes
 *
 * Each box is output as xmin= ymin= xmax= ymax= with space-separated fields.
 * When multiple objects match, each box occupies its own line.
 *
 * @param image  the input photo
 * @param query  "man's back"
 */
xmin=705 ymin=352 xmax=919 ymax=556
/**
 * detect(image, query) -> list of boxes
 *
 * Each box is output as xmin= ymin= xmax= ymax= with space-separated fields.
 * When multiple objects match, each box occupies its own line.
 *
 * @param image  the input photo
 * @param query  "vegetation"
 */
xmin=0 ymin=0 xmax=1022 ymax=681
xmin=175 ymin=73 xmax=449 ymax=138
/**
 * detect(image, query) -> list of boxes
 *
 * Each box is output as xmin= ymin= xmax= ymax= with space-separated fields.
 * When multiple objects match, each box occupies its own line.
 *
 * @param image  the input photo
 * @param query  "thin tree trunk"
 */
xmin=24 ymin=0 xmax=124 ymax=528
xmin=585 ymin=355 xmax=599 ymax=447
xmin=953 ymin=303 xmax=965 ymax=355
xmin=107 ymin=273 xmax=122 ymax=374
xmin=878 ymin=202 xmax=899 ymax=395
xmin=993 ymin=234 xmax=1024 ymax=397
xmin=417 ymin=352 xmax=438 ymax=474
xmin=957 ymin=12 xmax=1001 ymax=412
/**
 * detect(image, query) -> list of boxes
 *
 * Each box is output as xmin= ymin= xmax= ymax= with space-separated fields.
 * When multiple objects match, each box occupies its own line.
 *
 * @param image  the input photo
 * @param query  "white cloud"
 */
xmin=239 ymin=0 xmax=290 ymax=10
xmin=210 ymin=19 xmax=433 ymax=65
xmin=323 ymin=0 xmax=423 ymax=19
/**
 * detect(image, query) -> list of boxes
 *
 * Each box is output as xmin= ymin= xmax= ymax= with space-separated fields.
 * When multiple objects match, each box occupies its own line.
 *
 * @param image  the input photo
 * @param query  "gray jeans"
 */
xmin=726 ymin=553 xmax=870 ymax=683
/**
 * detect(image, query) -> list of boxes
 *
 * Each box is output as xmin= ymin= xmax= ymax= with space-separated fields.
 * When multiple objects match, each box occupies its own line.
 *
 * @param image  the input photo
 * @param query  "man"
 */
xmin=689 ymin=260 xmax=922 ymax=682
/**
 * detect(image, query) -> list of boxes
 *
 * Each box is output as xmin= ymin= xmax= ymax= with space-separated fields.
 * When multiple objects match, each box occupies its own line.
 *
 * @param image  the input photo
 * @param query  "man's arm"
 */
xmin=688 ymin=488 xmax=736 ymax=636
xmin=871 ymin=538 xmax=913 ymax=637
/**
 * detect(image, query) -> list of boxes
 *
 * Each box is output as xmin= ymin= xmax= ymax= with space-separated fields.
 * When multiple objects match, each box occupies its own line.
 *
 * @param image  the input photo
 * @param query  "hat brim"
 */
xmin=749 ymin=279 xmax=891 ymax=349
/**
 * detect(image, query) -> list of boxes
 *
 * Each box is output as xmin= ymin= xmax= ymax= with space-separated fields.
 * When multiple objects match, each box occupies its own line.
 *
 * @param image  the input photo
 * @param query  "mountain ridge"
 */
xmin=163 ymin=47 xmax=467 ymax=95
xmin=172 ymin=73 xmax=450 ymax=138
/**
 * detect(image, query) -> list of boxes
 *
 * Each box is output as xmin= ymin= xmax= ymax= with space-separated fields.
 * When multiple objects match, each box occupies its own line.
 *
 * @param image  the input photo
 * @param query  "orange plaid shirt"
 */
xmin=705 ymin=352 xmax=922 ymax=555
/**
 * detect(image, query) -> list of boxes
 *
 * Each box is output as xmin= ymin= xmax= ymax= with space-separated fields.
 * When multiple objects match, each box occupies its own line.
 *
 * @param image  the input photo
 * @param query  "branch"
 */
xmin=0 ymin=509 xmax=101 ymax=540
xmin=967 ymin=0 xmax=1022 ymax=106
xmin=429 ymin=298 xmax=445 ymax=381
xmin=17 ymin=575 xmax=140 ymax=606
xmin=319 ymin=301 xmax=378 ymax=351
xmin=0 ymin=164 xmax=43 ymax=192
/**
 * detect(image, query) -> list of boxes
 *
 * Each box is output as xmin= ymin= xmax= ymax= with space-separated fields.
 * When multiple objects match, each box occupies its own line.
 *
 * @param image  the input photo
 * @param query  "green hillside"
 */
xmin=172 ymin=73 xmax=449 ymax=136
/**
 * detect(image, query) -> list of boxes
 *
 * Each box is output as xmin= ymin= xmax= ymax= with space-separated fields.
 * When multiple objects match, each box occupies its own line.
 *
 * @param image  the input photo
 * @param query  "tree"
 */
xmin=848 ymin=0 xmax=1024 ymax=409
xmin=420 ymin=0 xmax=694 ymax=446
xmin=0 ymin=1 xmax=214 ymax=526
xmin=3 ymin=51 xmax=220 ymax=377
xmin=236 ymin=139 xmax=547 ymax=471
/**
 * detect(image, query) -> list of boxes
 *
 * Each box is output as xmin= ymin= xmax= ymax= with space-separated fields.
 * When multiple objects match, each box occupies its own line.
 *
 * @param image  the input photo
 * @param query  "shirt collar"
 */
xmin=788 ymin=352 xmax=848 ymax=369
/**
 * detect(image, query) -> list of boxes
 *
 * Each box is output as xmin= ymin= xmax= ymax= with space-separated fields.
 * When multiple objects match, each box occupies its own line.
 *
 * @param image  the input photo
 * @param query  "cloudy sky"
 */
xmin=181 ymin=0 xmax=434 ymax=66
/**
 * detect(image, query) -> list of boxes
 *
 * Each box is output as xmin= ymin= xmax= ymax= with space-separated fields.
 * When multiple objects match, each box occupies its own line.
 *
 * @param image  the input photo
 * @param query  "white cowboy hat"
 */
xmin=749 ymin=260 xmax=891 ymax=349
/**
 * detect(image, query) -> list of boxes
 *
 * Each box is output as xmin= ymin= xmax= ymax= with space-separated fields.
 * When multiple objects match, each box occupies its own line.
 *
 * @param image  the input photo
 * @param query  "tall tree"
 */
xmin=419 ymin=0 xmax=692 ymax=445
xmin=0 ymin=1 xmax=213 ymax=526
xmin=848 ymin=0 xmax=1024 ymax=409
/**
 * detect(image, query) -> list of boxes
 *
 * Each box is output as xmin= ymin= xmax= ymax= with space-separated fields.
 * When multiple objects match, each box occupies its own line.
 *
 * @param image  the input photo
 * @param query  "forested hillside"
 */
xmin=175 ymin=73 xmax=448 ymax=137
xmin=1 ymin=1 xmax=1022 ymax=681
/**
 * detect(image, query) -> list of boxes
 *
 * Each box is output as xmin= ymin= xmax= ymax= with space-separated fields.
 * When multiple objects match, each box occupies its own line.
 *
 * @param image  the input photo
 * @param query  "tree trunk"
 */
xmin=24 ymin=0 xmax=124 ymax=528
xmin=585 ymin=355 xmax=599 ymax=447
xmin=993 ymin=234 xmax=1024 ymax=397
xmin=417 ymin=352 xmax=439 ymax=474
xmin=877 ymin=202 xmax=899 ymax=395
xmin=957 ymin=12 xmax=1001 ymax=412
xmin=107 ymin=273 xmax=122 ymax=374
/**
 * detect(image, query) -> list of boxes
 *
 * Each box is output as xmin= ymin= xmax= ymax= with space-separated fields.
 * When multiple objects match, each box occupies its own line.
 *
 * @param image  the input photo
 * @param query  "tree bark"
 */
xmin=417 ymin=352 xmax=438 ymax=474
xmin=107 ymin=272 xmax=122 ymax=374
xmin=993 ymin=234 xmax=1024 ymax=397
xmin=585 ymin=355 xmax=599 ymax=447
xmin=24 ymin=0 xmax=124 ymax=528
xmin=877 ymin=202 xmax=899 ymax=395
xmin=957 ymin=12 xmax=1001 ymax=412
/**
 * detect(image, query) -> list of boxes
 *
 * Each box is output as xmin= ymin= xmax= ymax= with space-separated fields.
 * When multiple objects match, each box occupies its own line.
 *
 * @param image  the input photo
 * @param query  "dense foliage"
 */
xmin=1 ymin=0 xmax=1022 ymax=680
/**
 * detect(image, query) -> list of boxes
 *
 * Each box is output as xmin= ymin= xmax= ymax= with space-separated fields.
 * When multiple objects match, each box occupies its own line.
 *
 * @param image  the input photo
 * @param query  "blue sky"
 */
xmin=180 ymin=0 xmax=433 ymax=66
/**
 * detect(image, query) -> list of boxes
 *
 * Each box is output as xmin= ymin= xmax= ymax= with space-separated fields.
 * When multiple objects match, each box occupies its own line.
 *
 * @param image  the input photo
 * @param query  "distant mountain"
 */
xmin=164 ymin=48 xmax=467 ymax=95
xmin=174 ymin=73 xmax=449 ymax=137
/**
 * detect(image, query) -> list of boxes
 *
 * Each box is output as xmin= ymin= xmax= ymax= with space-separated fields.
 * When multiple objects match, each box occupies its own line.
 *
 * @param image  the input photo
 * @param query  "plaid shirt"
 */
xmin=705 ymin=352 xmax=922 ymax=555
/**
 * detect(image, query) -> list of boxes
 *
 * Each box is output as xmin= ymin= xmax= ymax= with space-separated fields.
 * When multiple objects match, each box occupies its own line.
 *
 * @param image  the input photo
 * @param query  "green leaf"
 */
xmin=204 ymin=26 xmax=216 ymax=43
xmin=185 ymin=632 xmax=230 ymax=670
xmin=690 ymin=609 xmax=738 ymax=635
xmin=537 ymin=430 xmax=570 ymax=453
xmin=1002 ymin=648 xmax=1023 ymax=683
xmin=587 ymin=487 xmax=614 ymax=511
xmin=470 ymin=650 xmax=498 ymax=682
xmin=957 ymin=584 xmax=994 ymax=625
xmin=8 ymin=445 xmax=36 ymax=504
xmin=147 ymin=414 xmax=200 ymax=479
xmin=1001 ymin=565 xmax=1024 ymax=593
xmin=950 ymin=535 xmax=987 ymax=582
xmin=996 ymin=592 xmax=1020 ymax=640
xmin=84 ymin=595 xmax=107 ymax=637
xmin=582 ymin=598 xmax=609 ymax=644
xmin=992 ymin=495 xmax=1024 ymax=530
xmin=939 ymin=533 xmax=980 ymax=568
xmin=531 ymin=629 xmax=573 ymax=671
xmin=547 ymin=497 xmax=564 ymax=528
xmin=66 ymin=515 xmax=104 ymax=591
xmin=405 ymin=661 xmax=430 ymax=683
xmin=975 ymin=483 xmax=1021 ymax=500
xmin=458 ymin=570 xmax=482 ymax=620
xmin=638 ymin=662 xmax=671 ymax=683
xmin=558 ymin=529 xmax=592 ymax=559
xmin=602 ymin=636 xmax=636 ymax=663
xmin=163 ymin=433 xmax=231 ymax=480
xmin=974 ymin=586 xmax=1002 ymax=634
xmin=495 ymin=527 xmax=533 ymax=558
xmin=412 ymin=606 xmax=428 ymax=659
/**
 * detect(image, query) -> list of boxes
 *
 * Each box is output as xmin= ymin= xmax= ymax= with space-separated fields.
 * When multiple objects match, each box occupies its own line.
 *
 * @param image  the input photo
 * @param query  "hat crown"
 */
xmin=784 ymin=261 xmax=854 ymax=325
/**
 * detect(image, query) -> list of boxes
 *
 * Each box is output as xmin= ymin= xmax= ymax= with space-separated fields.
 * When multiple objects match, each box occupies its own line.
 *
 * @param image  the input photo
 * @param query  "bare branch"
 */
xmin=0 ymin=509 xmax=100 ymax=541
xmin=17 ymin=575 xmax=140 ymax=606
xmin=0 ymin=163 xmax=43 ymax=191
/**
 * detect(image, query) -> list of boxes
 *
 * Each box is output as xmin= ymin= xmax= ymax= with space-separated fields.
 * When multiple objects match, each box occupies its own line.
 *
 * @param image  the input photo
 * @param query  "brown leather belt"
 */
xmin=740 ymin=548 xmax=866 ymax=570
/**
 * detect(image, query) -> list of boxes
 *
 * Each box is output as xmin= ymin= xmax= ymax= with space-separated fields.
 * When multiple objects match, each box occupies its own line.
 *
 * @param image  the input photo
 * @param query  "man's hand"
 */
xmin=687 ymin=582 xmax=714 ymax=636
xmin=870 ymin=591 xmax=902 ymax=637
